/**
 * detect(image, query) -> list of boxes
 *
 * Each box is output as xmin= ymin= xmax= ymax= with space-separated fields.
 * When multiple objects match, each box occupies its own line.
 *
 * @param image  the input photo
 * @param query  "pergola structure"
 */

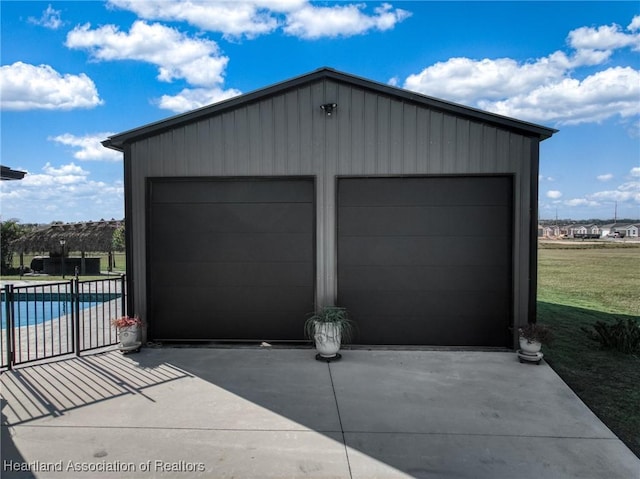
xmin=12 ymin=220 xmax=123 ymax=275
xmin=14 ymin=220 xmax=122 ymax=253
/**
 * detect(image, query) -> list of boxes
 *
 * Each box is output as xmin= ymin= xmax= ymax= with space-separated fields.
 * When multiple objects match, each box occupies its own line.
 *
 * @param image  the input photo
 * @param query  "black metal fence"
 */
xmin=1 ymin=276 xmax=127 ymax=370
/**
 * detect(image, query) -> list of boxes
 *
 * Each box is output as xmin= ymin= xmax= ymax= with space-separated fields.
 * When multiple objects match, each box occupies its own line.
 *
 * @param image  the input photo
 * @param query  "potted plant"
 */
xmin=517 ymin=323 xmax=553 ymax=364
xmin=111 ymin=315 xmax=143 ymax=352
xmin=304 ymin=306 xmax=354 ymax=361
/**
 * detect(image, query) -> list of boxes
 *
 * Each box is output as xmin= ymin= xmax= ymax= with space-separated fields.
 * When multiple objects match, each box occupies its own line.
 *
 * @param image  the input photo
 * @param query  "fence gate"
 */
xmin=1 ymin=276 xmax=127 ymax=369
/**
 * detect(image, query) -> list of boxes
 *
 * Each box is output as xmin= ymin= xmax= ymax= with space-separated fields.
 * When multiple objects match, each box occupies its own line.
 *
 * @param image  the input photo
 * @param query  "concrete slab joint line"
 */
xmin=329 ymin=361 xmax=354 ymax=479
xmin=0 ymin=348 xmax=638 ymax=479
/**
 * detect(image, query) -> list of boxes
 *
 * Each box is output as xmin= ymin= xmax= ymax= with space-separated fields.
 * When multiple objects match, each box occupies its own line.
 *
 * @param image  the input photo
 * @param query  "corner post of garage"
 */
xmin=528 ymin=138 xmax=540 ymax=325
xmin=123 ymin=143 xmax=135 ymax=322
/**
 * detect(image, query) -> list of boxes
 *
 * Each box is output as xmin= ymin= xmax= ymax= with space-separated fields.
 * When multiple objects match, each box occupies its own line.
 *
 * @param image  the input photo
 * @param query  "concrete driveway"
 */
xmin=1 ymin=348 xmax=638 ymax=478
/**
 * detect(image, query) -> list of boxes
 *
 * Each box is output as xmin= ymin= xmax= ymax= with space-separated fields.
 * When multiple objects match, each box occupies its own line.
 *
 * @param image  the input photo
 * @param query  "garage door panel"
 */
xmin=338 ymin=176 xmax=512 ymax=346
xmin=354 ymin=314 xmax=507 ymax=346
xmin=151 ymin=286 xmax=314 ymax=340
xmin=339 ymin=265 xmax=510 ymax=292
xmin=339 ymin=236 xmax=510 ymax=267
xmin=153 ymin=262 xmax=314 ymax=288
xmin=152 ymin=302 xmax=312 ymax=340
xmin=152 ymin=203 xmax=313 ymax=234
xmin=340 ymin=290 xmax=510 ymax=317
xmin=149 ymin=178 xmax=314 ymax=341
xmin=339 ymin=205 xmax=511 ymax=237
xmin=151 ymin=233 xmax=313 ymax=262
xmin=154 ymin=285 xmax=314 ymax=313
xmin=152 ymin=310 xmax=310 ymax=341
xmin=152 ymin=179 xmax=313 ymax=204
xmin=339 ymin=177 xmax=511 ymax=207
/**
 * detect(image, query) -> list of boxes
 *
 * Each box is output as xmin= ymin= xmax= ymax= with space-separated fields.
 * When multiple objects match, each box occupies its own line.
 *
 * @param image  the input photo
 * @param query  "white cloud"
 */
xmin=546 ymin=190 xmax=563 ymax=199
xmin=0 ymin=163 xmax=124 ymax=223
xmin=17 ymin=162 xmax=89 ymax=188
xmin=482 ymin=66 xmax=640 ymax=125
xmin=564 ymin=198 xmax=600 ymax=207
xmin=28 ymin=4 xmax=64 ymax=30
xmin=557 ymin=167 xmax=640 ymax=212
xmin=0 ymin=62 xmax=103 ymax=111
xmin=108 ymin=0 xmax=286 ymax=40
xmin=597 ymin=173 xmax=614 ymax=181
xmin=405 ymin=58 xmax=639 ymax=125
xmin=157 ymin=87 xmax=242 ymax=113
xmin=66 ymin=21 xmax=228 ymax=87
xmin=107 ymin=0 xmax=410 ymax=40
xmin=400 ymin=16 xmax=640 ymax=127
xmin=49 ymin=133 xmax=122 ymax=162
xmin=590 ymin=185 xmax=640 ymax=204
xmin=403 ymin=53 xmax=572 ymax=105
xmin=66 ymin=20 xmax=243 ymax=111
xmin=284 ymin=2 xmax=411 ymax=39
xmin=568 ymin=19 xmax=640 ymax=52
xmin=76 ymin=3 xmax=409 ymax=112
xmin=41 ymin=162 xmax=89 ymax=184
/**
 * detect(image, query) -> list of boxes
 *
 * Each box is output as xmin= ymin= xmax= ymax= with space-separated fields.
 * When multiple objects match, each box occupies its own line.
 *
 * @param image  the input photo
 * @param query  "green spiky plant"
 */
xmin=304 ymin=306 xmax=354 ymax=344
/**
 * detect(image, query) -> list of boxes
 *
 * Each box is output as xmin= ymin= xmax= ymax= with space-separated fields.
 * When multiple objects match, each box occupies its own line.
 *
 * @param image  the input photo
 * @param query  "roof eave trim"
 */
xmin=103 ymin=69 xmax=334 ymax=150
xmin=101 ymin=138 xmax=120 ymax=152
xmin=321 ymin=69 xmax=557 ymax=140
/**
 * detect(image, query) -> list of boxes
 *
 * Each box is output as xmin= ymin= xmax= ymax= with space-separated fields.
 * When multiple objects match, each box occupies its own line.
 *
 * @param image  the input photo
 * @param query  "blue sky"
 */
xmin=1 ymin=1 xmax=639 ymax=223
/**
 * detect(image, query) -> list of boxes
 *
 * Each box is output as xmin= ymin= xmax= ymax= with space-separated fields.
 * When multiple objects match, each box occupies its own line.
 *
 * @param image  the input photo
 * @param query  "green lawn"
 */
xmin=4 ymin=252 xmax=126 ymax=281
xmin=537 ymin=242 xmax=640 ymax=458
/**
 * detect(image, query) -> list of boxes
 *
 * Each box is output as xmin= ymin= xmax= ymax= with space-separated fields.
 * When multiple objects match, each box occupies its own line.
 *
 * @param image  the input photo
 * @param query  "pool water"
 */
xmin=1 ymin=300 xmax=97 ymax=328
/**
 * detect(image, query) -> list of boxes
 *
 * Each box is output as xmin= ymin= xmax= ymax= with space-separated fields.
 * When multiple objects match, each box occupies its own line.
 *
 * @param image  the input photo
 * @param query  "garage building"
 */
xmin=103 ymin=68 xmax=556 ymax=348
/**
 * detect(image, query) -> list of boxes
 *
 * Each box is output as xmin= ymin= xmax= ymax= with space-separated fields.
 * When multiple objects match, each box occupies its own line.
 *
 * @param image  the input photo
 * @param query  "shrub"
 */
xmin=582 ymin=318 xmax=640 ymax=354
xmin=1 ymin=220 xmax=25 ymax=274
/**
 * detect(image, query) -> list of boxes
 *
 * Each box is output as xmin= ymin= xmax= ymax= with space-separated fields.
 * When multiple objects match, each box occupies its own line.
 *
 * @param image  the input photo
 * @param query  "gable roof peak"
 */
xmin=103 ymin=66 xmax=557 ymax=151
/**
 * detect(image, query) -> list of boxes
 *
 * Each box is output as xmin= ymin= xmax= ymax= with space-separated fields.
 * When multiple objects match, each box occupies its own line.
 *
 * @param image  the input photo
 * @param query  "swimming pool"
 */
xmin=1 ymin=300 xmax=97 ymax=328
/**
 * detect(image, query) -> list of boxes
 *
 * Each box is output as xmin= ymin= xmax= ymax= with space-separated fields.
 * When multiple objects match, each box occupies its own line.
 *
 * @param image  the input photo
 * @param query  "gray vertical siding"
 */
xmin=127 ymin=78 xmax=537 ymax=336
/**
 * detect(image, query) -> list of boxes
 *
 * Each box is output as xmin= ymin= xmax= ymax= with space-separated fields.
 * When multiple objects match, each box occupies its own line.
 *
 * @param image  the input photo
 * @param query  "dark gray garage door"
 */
xmin=338 ymin=176 xmax=513 ymax=347
xmin=148 ymin=178 xmax=315 ymax=341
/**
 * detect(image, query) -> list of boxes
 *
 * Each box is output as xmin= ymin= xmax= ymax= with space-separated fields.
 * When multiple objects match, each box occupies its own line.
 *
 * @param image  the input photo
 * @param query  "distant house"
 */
xmin=567 ymin=224 xmax=601 ymax=238
xmin=571 ymin=225 xmax=587 ymax=236
xmin=541 ymin=225 xmax=560 ymax=237
xmin=585 ymin=224 xmax=602 ymax=238
xmin=558 ymin=225 xmax=573 ymax=237
xmin=612 ymin=224 xmax=639 ymax=238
